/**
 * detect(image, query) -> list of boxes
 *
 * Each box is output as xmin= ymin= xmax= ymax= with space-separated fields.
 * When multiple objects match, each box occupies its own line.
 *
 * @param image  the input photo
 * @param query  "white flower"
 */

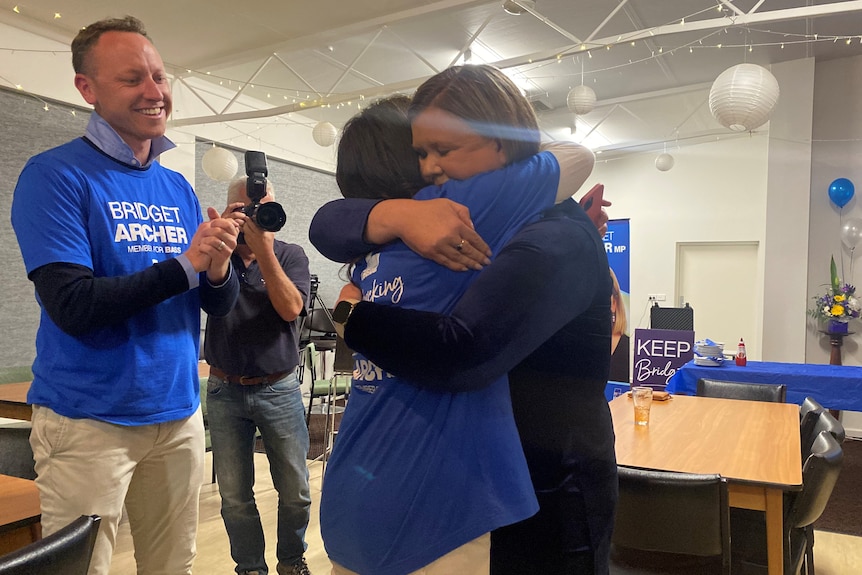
xmin=848 ymin=296 xmax=860 ymax=312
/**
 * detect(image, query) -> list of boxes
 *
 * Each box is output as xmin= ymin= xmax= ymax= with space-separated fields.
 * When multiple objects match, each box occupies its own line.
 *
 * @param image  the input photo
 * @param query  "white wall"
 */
xmin=806 ymin=55 xmax=862 ymax=436
xmin=591 ymin=134 xmax=769 ymax=344
xmin=763 ymin=58 xmax=815 ymax=362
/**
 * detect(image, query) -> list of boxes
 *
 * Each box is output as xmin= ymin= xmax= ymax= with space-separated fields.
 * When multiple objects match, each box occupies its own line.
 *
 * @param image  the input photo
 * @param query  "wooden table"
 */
xmin=0 ymin=474 xmax=41 ymax=554
xmin=0 ymin=363 xmax=211 ymax=422
xmin=610 ymin=394 xmax=802 ymax=575
xmin=0 ymin=382 xmax=31 ymax=421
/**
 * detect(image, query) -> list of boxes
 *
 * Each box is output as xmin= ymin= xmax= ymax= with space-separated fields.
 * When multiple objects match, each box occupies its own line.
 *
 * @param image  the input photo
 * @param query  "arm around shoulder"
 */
xmin=309 ymin=198 xmax=382 ymax=262
xmin=541 ymin=141 xmax=595 ymax=203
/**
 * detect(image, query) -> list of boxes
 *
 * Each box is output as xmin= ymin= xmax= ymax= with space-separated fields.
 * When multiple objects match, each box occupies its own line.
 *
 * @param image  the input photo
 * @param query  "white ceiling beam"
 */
xmin=219 ymin=56 xmax=274 ymax=115
xmin=719 ymin=1 xmax=745 ymax=17
xmin=273 ymin=54 xmax=326 ymax=98
xmin=169 ymin=77 xmax=430 ymax=127
xmin=748 ymin=0 xmax=767 ymax=14
xmin=173 ymin=76 xmax=220 ymax=115
xmin=385 ymin=25 xmax=445 ymax=74
xmin=172 ymin=1 xmax=862 ymax=127
xmin=448 ymin=14 xmax=495 ymax=68
xmin=493 ymin=1 xmax=862 ymax=70
xmin=308 ymin=50 xmax=385 ymax=88
xmin=325 ymin=28 xmax=384 ymax=97
xmin=522 ymin=3 xmax=583 ymax=44
xmin=584 ymin=0 xmax=630 ymax=43
xmin=621 ymin=3 xmax=676 ymax=83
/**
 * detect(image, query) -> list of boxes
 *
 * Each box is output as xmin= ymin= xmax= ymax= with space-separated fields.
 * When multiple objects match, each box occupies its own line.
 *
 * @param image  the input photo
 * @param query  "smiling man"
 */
xmin=10 ymin=16 xmax=240 ymax=575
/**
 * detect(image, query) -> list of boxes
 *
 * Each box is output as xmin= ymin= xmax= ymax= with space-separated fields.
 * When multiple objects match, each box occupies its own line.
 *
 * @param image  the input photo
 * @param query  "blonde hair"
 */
xmin=610 ymin=268 xmax=627 ymax=336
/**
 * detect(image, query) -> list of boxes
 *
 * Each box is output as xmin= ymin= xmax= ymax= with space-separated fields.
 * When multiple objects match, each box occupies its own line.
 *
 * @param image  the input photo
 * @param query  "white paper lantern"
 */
xmin=655 ymin=153 xmax=675 ymax=172
xmin=566 ymin=85 xmax=597 ymax=115
xmin=201 ymin=146 xmax=238 ymax=182
xmin=312 ymin=121 xmax=338 ymax=147
xmin=708 ymin=63 xmax=780 ymax=132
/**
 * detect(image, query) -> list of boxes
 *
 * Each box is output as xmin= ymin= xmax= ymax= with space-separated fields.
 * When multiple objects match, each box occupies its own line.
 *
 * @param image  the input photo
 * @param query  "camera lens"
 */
xmin=255 ymin=202 xmax=287 ymax=232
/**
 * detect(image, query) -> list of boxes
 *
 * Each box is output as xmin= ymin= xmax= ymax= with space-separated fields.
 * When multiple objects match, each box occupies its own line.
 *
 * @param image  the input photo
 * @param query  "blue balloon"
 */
xmin=829 ymin=178 xmax=855 ymax=208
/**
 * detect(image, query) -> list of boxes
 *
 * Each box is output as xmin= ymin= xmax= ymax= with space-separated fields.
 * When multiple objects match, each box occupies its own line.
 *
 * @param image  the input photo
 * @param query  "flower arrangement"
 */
xmin=809 ymin=256 xmax=860 ymax=327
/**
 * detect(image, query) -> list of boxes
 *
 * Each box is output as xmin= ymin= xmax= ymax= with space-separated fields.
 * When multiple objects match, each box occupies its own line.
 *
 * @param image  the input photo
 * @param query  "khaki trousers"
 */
xmin=331 ymin=533 xmax=490 ymax=575
xmin=29 ymin=405 xmax=205 ymax=575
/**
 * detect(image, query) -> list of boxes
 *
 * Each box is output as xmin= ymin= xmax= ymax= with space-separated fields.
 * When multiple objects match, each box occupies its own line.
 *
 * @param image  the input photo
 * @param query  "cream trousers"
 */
xmin=29 ymin=405 xmax=205 ymax=575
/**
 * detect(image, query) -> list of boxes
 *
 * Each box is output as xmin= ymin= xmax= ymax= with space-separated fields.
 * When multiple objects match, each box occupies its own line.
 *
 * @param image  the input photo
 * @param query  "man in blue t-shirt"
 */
xmin=10 ymin=16 xmax=239 ymax=575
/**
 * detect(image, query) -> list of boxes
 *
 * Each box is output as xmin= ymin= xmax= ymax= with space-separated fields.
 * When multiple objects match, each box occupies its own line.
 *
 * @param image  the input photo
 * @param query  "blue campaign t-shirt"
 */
xmin=12 ymin=138 xmax=204 ymax=425
xmin=320 ymin=152 xmax=562 ymax=575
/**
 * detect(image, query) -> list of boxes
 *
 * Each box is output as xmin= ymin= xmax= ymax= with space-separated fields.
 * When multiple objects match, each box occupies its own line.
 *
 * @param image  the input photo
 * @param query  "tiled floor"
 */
xmin=109 ymin=454 xmax=862 ymax=574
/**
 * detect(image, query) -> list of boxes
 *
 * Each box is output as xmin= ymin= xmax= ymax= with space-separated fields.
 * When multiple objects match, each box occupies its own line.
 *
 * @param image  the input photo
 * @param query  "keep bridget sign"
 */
xmin=632 ymin=328 xmax=694 ymax=390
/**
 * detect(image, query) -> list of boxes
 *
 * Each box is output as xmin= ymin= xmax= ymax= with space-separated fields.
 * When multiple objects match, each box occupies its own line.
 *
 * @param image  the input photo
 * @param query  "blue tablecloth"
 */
xmin=666 ymin=360 xmax=862 ymax=411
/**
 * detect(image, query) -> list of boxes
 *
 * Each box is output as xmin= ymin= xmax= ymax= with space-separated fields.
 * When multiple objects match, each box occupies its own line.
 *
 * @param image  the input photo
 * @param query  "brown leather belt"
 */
xmin=209 ymin=366 xmax=291 ymax=386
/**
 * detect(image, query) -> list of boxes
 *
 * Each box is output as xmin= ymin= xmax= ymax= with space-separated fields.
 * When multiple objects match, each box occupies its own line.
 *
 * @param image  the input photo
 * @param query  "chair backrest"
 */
xmin=333 ymin=335 xmax=355 ymax=376
xmin=800 ymin=396 xmax=825 ymax=421
xmin=613 ymin=466 xmax=730 ymax=566
xmin=799 ymin=397 xmax=825 ymax=451
xmin=0 ymin=426 xmax=36 ymax=479
xmin=302 ymin=308 xmax=336 ymax=353
xmin=306 ymin=307 xmax=336 ymax=336
xmin=696 ymin=378 xmax=787 ymax=403
xmin=787 ymin=430 xmax=844 ymax=529
xmin=0 ymin=515 xmax=101 ymax=575
xmin=802 ymin=409 xmax=846 ymax=461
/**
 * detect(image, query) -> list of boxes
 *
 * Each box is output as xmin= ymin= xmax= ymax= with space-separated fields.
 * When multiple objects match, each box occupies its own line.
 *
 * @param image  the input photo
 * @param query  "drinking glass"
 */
xmin=632 ymin=386 xmax=653 ymax=426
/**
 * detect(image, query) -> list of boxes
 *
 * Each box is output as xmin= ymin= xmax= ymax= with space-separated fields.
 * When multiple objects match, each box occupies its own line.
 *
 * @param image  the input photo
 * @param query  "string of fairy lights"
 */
xmin=3 ymin=1 xmax=862 ymax=158
xmin=4 ymin=3 xmax=862 ymax=110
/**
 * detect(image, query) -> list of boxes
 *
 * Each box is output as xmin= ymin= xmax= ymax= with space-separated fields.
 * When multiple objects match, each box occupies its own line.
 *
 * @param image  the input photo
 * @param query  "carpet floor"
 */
xmin=814 ymin=438 xmax=862 ymax=537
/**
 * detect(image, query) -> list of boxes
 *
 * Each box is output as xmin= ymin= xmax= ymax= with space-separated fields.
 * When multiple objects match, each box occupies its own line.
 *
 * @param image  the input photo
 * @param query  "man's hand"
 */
xmin=368 ymin=198 xmax=492 ymax=272
xmin=239 ymin=216 xmax=273 ymax=258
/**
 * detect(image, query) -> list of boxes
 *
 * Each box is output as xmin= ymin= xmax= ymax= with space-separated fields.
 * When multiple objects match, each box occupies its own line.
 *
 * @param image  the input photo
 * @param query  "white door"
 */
xmin=676 ymin=242 xmax=759 ymax=360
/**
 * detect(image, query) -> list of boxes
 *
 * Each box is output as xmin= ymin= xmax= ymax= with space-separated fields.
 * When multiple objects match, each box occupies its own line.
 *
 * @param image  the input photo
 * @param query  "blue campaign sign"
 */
xmin=605 ymin=219 xmax=629 ymax=292
xmin=632 ymin=328 xmax=694 ymax=390
xmin=607 ymin=219 xmax=631 ymax=383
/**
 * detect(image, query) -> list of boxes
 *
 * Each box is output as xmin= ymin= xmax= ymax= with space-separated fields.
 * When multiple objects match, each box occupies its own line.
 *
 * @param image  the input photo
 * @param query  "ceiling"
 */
xmin=3 ymin=0 xmax=862 ymax=161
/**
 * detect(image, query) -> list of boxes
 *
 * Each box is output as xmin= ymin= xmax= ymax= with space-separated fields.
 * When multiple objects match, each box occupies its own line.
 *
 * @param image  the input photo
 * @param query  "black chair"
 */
xmin=610 ymin=466 xmax=731 ymax=574
xmin=802 ymin=409 xmax=845 ymax=462
xmin=732 ymin=430 xmax=844 ymax=575
xmin=0 ymin=425 xmax=36 ymax=480
xmin=696 ymin=378 xmax=787 ymax=403
xmin=301 ymin=307 xmax=337 ymax=355
xmin=0 ymin=515 xmax=101 ymax=575
xmin=799 ymin=397 xmax=825 ymax=462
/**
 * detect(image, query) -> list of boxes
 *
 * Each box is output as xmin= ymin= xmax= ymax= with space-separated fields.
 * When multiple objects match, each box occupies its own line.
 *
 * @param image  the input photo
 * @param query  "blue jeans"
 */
xmin=207 ymin=372 xmax=311 ymax=575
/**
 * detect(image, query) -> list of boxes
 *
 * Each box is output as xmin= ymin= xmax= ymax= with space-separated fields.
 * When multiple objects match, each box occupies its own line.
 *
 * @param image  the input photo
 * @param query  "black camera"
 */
xmin=241 ymin=151 xmax=286 ymax=232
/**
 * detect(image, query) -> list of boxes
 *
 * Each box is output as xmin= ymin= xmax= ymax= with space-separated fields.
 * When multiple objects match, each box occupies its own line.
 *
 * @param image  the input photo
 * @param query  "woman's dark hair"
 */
xmin=335 ymin=95 xmax=426 ymax=200
xmin=408 ymin=64 xmax=541 ymax=165
xmin=72 ymin=16 xmax=150 ymax=74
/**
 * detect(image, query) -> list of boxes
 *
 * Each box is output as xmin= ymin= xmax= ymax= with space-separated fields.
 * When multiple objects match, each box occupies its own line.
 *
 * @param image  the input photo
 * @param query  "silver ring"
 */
xmin=217 ymin=240 xmax=226 ymax=251
xmin=455 ymin=239 xmax=465 ymax=251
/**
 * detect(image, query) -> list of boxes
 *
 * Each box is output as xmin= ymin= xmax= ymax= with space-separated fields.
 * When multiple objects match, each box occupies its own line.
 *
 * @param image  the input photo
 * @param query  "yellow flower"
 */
xmin=831 ymin=304 xmax=846 ymax=316
xmin=835 ymin=294 xmax=846 ymax=302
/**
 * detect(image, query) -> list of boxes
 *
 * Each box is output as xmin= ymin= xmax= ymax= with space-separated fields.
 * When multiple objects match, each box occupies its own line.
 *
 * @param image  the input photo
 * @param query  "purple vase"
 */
xmin=827 ymin=319 xmax=849 ymax=334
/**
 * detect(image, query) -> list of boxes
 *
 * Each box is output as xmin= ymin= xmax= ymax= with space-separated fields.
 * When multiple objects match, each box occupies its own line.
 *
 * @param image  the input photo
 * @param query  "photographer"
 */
xmin=204 ymin=173 xmax=313 ymax=575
